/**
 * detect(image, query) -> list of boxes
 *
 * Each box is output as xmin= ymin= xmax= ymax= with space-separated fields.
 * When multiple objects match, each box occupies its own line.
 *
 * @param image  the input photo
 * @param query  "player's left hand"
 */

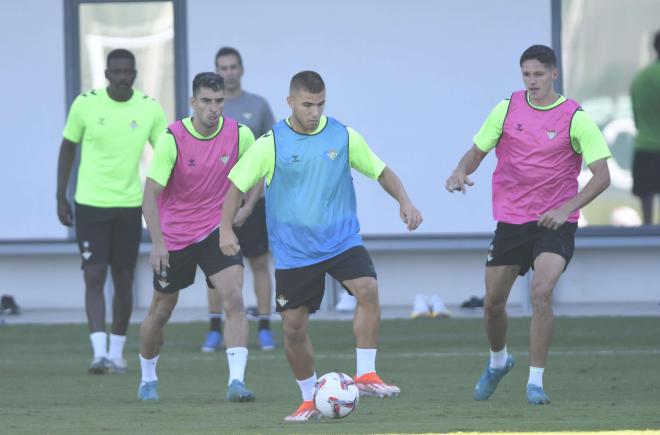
xmin=400 ymin=201 xmax=423 ymax=231
xmin=220 ymin=228 xmax=240 ymax=256
xmin=233 ymin=205 xmax=253 ymax=228
xmin=538 ymin=207 xmax=570 ymax=230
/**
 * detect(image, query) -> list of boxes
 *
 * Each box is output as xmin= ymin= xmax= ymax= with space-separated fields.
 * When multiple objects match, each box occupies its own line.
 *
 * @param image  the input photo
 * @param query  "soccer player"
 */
xmin=200 ymin=47 xmax=277 ymax=353
xmin=631 ymin=30 xmax=660 ymax=225
xmin=219 ymin=71 xmax=422 ymax=421
xmin=138 ymin=72 xmax=257 ymax=402
xmin=56 ymin=49 xmax=167 ymax=374
xmin=445 ymin=45 xmax=611 ymax=404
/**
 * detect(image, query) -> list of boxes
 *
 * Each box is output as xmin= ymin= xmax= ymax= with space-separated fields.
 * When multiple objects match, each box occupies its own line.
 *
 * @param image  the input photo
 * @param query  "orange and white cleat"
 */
xmin=284 ymin=400 xmax=321 ymax=422
xmin=354 ymin=372 xmax=400 ymax=398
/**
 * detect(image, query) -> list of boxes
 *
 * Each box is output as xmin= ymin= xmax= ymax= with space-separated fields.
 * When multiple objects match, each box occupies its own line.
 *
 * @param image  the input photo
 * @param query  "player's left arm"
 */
xmin=148 ymin=103 xmax=168 ymax=147
xmin=538 ymin=110 xmax=612 ymax=229
xmin=348 ymin=127 xmax=422 ymax=231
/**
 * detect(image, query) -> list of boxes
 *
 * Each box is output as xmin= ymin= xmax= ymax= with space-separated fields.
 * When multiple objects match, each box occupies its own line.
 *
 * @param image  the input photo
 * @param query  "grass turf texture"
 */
xmin=1 ymin=317 xmax=659 ymax=434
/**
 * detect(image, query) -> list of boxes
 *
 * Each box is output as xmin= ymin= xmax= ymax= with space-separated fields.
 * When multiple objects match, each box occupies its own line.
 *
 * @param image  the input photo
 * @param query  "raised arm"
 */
xmin=378 ymin=167 xmax=423 ymax=231
xmin=445 ymin=145 xmax=488 ymax=194
xmin=56 ymin=138 xmax=78 ymax=226
xmin=142 ymin=178 xmax=168 ymax=274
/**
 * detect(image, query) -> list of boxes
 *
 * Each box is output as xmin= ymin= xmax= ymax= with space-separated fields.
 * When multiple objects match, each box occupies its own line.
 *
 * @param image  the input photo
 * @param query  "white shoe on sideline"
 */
xmin=411 ymin=294 xmax=431 ymax=318
xmin=430 ymin=294 xmax=451 ymax=318
xmin=335 ymin=292 xmax=357 ymax=312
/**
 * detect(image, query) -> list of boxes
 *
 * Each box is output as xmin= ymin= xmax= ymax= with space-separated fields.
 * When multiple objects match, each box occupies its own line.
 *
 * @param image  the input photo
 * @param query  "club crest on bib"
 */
xmin=326 ymin=149 xmax=338 ymax=160
xmin=220 ymin=154 xmax=229 ymax=164
xmin=547 ymin=130 xmax=556 ymax=140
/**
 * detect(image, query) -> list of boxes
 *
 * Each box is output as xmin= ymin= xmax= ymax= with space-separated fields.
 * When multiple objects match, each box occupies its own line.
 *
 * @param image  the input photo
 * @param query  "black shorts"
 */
xmin=486 ymin=221 xmax=577 ymax=276
xmin=234 ymin=197 xmax=269 ymax=258
xmin=154 ymin=228 xmax=243 ymax=293
xmin=632 ymin=150 xmax=660 ymax=196
xmin=274 ymin=245 xmax=377 ymax=314
xmin=74 ymin=202 xmax=142 ymax=270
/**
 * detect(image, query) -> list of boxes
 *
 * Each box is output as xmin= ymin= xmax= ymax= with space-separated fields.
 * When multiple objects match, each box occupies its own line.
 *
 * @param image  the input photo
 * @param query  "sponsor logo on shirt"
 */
xmin=98 ymin=117 xmax=106 ymax=126
xmin=290 ymin=155 xmax=300 ymax=163
xmin=547 ymin=130 xmax=556 ymax=140
xmin=515 ymin=123 xmax=523 ymax=132
xmin=326 ymin=149 xmax=338 ymax=160
xmin=130 ymin=120 xmax=138 ymax=129
xmin=220 ymin=155 xmax=229 ymax=164
xmin=188 ymin=159 xmax=196 ymax=167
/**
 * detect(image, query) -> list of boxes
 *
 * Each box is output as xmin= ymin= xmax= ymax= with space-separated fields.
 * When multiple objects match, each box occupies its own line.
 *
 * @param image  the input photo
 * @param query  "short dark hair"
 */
xmin=107 ymin=49 xmax=135 ymax=68
xmin=192 ymin=72 xmax=224 ymax=95
xmin=519 ymin=45 xmax=557 ymax=68
xmin=654 ymin=31 xmax=660 ymax=57
xmin=290 ymin=71 xmax=325 ymax=94
xmin=215 ymin=46 xmax=243 ymax=66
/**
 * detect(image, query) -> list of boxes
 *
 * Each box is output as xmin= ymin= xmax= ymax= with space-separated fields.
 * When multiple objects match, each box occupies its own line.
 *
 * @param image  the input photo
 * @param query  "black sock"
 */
xmin=209 ymin=314 xmax=223 ymax=333
xmin=258 ymin=316 xmax=270 ymax=331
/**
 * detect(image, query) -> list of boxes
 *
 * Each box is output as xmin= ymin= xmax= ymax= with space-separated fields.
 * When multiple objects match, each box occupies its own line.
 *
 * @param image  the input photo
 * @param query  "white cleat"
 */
xmin=430 ymin=294 xmax=451 ymax=318
xmin=335 ymin=292 xmax=357 ymax=312
xmin=410 ymin=294 xmax=431 ymax=319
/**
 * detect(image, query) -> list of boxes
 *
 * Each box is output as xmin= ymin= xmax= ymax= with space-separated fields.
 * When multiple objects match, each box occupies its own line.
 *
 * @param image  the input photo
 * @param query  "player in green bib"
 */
xmin=56 ymin=49 xmax=167 ymax=374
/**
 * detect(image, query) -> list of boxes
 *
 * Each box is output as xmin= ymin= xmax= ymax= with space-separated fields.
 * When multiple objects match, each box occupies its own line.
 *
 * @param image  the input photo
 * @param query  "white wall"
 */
xmin=0 ymin=1 xmax=67 ymax=239
xmin=186 ymin=0 xmax=553 ymax=235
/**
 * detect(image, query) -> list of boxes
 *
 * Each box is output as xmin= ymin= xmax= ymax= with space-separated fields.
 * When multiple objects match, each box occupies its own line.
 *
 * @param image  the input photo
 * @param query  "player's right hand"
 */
xmin=445 ymin=172 xmax=474 ymax=194
xmin=220 ymin=228 xmax=240 ymax=256
xmin=150 ymin=241 xmax=169 ymax=275
xmin=57 ymin=198 xmax=73 ymax=227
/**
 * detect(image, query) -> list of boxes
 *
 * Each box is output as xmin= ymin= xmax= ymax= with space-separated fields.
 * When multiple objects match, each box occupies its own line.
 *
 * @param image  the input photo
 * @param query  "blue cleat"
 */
xmin=527 ymin=384 xmax=551 ymax=404
xmin=138 ymin=380 xmax=160 ymax=401
xmin=201 ymin=330 xmax=223 ymax=352
xmin=473 ymin=354 xmax=515 ymax=401
xmin=227 ymin=379 xmax=255 ymax=402
xmin=257 ymin=329 xmax=276 ymax=350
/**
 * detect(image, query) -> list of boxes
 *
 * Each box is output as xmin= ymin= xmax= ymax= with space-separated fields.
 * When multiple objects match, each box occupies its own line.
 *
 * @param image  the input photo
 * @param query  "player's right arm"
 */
xmin=445 ymin=99 xmax=508 ymax=194
xmin=220 ymin=132 xmax=274 ymax=256
xmin=142 ymin=131 xmax=177 ymax=275
xmin=56 ymin=95 xmax=86 ymax=226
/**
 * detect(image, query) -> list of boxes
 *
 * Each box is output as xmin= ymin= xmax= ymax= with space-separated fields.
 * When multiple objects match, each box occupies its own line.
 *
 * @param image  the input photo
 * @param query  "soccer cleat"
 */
xmin=138 ymin=380 xmax=160 ymax=401
xmin=201 ymin=330 xmax=223 ymax=352
xmin=411 ymin=294 xmax=431 ymax=318
xmin=335 ymin=292 xmax=357 ymax=312
xmin=108 ymin=357 xmax=127 ymax=374
xmin=473 ymin=354 xmax=515 ymax=401
xmin=88 ymin=357 xmax=110 ymax=375
xmin=226 ymin=379 xmax=256 ymax=402
xmin=257 ymin=329 xmax=276 ymax=350
xmin=430 ymin=294 xmax=451 ymax=318
xmin=527 ymin=384 xmax=551 ymax=405
xmin=284 ymin=400 xmax=321 ymax=422
xmin=354 ymin=372 xmax=400 ymax=398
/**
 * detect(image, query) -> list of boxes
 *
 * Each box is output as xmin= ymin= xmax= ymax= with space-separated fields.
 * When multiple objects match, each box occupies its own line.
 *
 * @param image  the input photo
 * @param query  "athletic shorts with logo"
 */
xmin=234 ymin=197 xmax=269 ymax=258
xmin=274 ymin=245 xmax=377 ymax=313
xmin=154 ymin=228 xmax=243 ymax=293
xmin=74 ymin=202 xmax=142 ymax=270
xmin=486 ymin=221 xmax=577 ymax=276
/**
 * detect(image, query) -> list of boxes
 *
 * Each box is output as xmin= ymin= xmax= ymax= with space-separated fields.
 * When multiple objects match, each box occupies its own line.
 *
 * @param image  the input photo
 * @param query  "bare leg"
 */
xmin=281 ymin=306 xmax=314 ymax=379
xmin=640 ymin=194 xmax=654 ymax=225
xmin=249 ymin=254 xmax=273 ymax=316
xmin=209 ymin=265 xmax=248 ymax=348
xmin=84 ymin=264 xmax=109 ymax=333
xmin=110 ymin=267 xmax=134 ymax=336
xmin=484 ymin=265 xmax=520 ymax=352
xmin=139 ymin=290 xmax=179 ymax=359
xmin=344 ymin=277 xmax=380 ymax=348
xmin=529 ymin=253 xmax=565 ymax=368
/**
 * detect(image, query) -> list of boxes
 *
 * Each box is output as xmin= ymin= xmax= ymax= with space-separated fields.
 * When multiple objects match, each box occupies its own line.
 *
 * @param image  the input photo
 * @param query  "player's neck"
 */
xmin=191 ymin=117 xmax=218 ymax=137
xmin=530 ymin=92 xmax=559 ymax=107
xmin=288 ymin=116 xmax=315 ymax=134
xmin=106 ymin=86 xmax=133 ymax=102
xmin=224 ymin=87 xmax=243 ymax=100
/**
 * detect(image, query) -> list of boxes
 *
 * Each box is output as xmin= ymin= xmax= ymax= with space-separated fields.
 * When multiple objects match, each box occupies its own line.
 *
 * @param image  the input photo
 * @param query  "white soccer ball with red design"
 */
xmin=313 ymin=372 xmax=360 ymax=419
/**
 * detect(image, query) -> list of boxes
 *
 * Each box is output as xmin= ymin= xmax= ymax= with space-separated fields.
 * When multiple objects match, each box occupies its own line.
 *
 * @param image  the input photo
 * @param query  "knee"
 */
xmin=282 ymin=318 xmax=306 ymax=342
xmin=151 ymin=299 xmax=175 ymax=325
xmin=484 ymin=295 xmax=507 ymax=316
xmin=84 ymin=266 xmax=107 ymax=289
xmin=530 ymin=286 xmax=553 ymax=313
xmin=112 ymin=268 xmax=134 ymax=291
xmin=222 ymin=289 xmax=246 ymax=316
xmin=353 ymin=278 xmax=379 ymax=307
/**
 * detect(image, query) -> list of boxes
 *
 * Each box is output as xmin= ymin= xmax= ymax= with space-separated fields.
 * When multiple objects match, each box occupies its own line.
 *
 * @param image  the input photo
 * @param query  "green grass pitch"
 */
xmin=1 ymin=316 xmax=659 ymax=434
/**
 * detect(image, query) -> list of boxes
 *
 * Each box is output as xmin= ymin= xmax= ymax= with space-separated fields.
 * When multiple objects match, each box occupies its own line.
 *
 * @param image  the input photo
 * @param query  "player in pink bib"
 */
xmin=446 ymin=45 xmax=611 ymax=405
xmin=138 ymin=73 xmax=258 ymax=403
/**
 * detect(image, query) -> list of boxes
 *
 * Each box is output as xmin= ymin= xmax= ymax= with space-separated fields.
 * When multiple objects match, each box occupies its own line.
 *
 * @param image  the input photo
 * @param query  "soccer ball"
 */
xmin=313 ymin=372 xmax=359 ymax=419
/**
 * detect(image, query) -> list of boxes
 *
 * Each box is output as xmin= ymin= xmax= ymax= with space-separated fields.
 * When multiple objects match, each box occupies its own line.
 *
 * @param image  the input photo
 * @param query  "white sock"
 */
xmin=296 ymin=373 xmax=317 ymax=402
xmin=140 ymin=354 xmax=159 ymax=383
xmin=108 ymin=334 xmax=126 ymax=360
xmin=226 ymin=347 xmax=248 ymax=385
xmin=90 ymin=332 xmax=107 ymax=360
xmin=489 ymin=346 xmax=508 ymax=369
xmin=528 ymin=366 xmax=544 ymax=387
xmin=356 ymin=348 xmax=377 ymax=377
